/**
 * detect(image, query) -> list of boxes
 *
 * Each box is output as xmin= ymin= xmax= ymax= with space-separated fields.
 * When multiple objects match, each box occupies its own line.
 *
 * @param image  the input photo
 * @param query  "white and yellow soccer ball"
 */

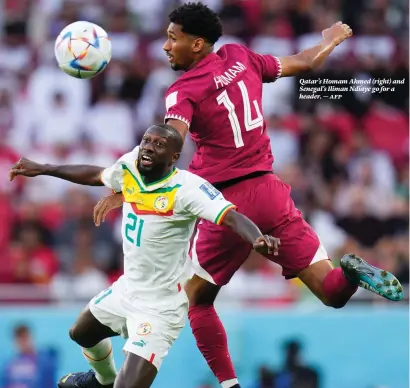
xmin=54 ymin=21 xmax=112 ymax=79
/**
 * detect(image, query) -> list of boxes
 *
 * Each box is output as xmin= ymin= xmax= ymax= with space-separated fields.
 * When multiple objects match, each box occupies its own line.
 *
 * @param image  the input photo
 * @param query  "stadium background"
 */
xmin=0 ymin=0 xmax=408 ymax=387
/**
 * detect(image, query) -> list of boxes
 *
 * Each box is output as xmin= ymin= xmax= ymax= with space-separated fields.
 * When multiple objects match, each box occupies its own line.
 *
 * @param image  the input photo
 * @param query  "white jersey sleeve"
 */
xmin=178 ymin=175 xmax=237 ymax=225
xmin=100 ymin=146 xmax=139 ymax=193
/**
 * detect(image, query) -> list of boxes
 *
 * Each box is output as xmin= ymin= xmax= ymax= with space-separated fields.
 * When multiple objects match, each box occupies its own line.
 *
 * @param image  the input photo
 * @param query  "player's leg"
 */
xmin=185 ymin=275 xmax=239 ymax=387
xmin=186 ymin=276 xmax=240 ymax=388
xmin=115 ymin=299 xmax=186 ymax=388
xmin=58 ymin=306 xmax=119 ymax=388
xmin=113 ymin=353 xmax=157 ymax=388
xmin=59 ymin=281 xmax=128 ymax=388
xmin=187 ymin=219 xmax=254 ymax=388
xmin=297 ymin=254 xmax=358 ymax=308
xmin=258 ymin=174 xmax=403 ymax=306
xmin=186 ymin=174 xmax=293 ymax=388
xmin=69 ymin=305 xmax=119 ymax=347
xmin=298 ymin=250 xmax=404 ymax=307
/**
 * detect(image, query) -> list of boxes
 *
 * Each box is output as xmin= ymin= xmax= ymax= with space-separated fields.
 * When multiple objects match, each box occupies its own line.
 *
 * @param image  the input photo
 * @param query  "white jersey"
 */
xmin=100 ymin=146 xmax=236 ymax=303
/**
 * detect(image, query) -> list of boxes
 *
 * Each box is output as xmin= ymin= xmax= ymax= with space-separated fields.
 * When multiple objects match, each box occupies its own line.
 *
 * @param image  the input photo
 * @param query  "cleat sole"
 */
xmin=341 ymin=254 xmax=404 ymax=302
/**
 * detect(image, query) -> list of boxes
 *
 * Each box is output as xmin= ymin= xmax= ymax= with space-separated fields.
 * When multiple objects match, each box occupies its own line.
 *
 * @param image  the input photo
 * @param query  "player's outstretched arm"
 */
xmin=279 ymin=21 xmax=352 ymax=77
xmin=222 ymin=209 xmax=280 ymax=256
xmin=9 ymin=157 xmax=105 ymax=186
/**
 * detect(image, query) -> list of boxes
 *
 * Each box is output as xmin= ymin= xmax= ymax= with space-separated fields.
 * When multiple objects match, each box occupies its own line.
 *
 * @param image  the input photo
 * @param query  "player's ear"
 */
xmin=192 ymin=37 xmax=205 ymax=53
xmin=172 ymin=152 xmax=180 ymax=164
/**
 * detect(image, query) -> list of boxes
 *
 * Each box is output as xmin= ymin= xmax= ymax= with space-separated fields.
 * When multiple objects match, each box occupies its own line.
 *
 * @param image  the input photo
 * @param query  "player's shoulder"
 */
xmin=216 ymin=43 xmax=256 ymax=61
xmin=174 ymin=169 xmax=203 ymax=186
xmin=174 ymin=170 xmax=209 ymax=192
xmin=217 ymin=43 xmax=251 ymax=55
xmin=175 ymin=170 xmax=220 ymax=197
xmin=117 ymin=146 xmax=139 ymax=164
xmin=217 ymin=43 xmax=265 ymax=69
xmin=165 ymin=77 xmax=202 ymax=111
xmin=166 ymin=48 xmax=244 ymax=99
xmin=166 ymin=76 xmax=194 ymax=96
xmin=165 ymin=44 xmax=256 ymax=103
xmin=165 ymin=69 xmax=210 ymax=103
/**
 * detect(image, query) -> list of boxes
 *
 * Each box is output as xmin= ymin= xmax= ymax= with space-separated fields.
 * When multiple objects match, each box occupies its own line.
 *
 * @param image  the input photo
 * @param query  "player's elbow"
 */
xmin=220 ymin=209 xmax=237 ymax=229
xmin=93 ymin=169 xmax=105 ymax=186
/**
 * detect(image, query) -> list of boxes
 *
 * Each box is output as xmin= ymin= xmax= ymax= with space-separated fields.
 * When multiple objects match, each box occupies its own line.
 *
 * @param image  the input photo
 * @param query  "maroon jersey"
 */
xmin=164 ymin=44 xmax=282 ymax=185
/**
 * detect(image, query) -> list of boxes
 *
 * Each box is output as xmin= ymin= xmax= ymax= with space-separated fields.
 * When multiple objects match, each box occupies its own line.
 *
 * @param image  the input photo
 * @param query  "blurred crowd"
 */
xmin=0 ymin=0 xmax=408 ymax=305
xmin=199 ymin=339 xmax=321 ymax=388
xmin=1 ymin=324 xmax=58 ymax=388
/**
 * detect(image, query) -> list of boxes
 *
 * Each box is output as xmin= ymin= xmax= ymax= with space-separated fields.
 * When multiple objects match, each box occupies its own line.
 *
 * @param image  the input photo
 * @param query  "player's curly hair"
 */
xmin=169 ymin=2 xmax=223 ymax=45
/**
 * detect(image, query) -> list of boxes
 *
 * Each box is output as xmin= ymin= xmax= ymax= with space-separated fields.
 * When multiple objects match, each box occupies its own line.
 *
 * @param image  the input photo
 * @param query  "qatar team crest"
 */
xmin=137 ymin=322 xmax=152 ymax=336
xmin=154 ymin=196 xmax=168 ymax=211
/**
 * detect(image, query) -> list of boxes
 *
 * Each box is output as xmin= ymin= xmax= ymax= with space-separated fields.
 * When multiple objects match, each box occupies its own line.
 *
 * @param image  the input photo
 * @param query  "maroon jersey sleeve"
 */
xmin=245 ymin=47 xmax=282 ymax=83
xmin=164 ymin=87 xmax=195 ymax=128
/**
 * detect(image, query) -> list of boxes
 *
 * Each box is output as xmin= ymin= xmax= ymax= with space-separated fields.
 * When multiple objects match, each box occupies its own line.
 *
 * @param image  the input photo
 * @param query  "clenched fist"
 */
xmin=322 ymin=21 xmax=353 ymax=47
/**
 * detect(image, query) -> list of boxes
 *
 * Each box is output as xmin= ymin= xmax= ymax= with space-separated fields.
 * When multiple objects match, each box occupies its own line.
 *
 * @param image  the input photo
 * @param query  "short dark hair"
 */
xmin=148 ymin=124 xmax=183 ymax=152
xmin=169 ymin=2 xmax=223 ymax=45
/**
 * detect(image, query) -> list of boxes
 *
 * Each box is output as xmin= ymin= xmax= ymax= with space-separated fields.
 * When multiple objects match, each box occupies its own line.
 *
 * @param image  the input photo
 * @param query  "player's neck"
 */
xmin=187 ymin=49 xmax=213 ymax=70
xmin=141 ymin=167 xmax=174 ymax=185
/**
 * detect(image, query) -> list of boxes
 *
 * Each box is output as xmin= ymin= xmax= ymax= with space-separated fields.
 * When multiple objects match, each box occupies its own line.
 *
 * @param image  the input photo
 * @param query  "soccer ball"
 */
xmin=54 ymin=21 xmax=112 ymax=79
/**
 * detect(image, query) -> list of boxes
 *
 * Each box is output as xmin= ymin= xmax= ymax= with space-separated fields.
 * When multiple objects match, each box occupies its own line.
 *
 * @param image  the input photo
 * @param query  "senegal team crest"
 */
xmin=154 ymin=196 xmax=168 ymax=212
xmin=137 ymin=322 xmax=152 ymax=336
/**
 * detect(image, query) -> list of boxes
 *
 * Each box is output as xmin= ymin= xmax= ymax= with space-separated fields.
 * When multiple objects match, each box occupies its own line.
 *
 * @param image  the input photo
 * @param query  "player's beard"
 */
xmin=170 ymin=62 xmax=182 ymax=71
xmin=137 ymin=160 xmax=168 ymax=183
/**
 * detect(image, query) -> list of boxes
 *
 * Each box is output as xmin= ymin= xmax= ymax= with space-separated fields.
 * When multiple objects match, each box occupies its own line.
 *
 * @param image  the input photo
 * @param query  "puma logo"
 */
xmin=61 ymin=373 xmax=73 ymax=383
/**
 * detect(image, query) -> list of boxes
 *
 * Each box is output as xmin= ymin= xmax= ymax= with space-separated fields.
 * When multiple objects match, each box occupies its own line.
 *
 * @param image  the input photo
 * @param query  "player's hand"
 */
xmin=94 ymin=194 xmax=123 ymax=226
xmin=253 ymin=235 xmax=281 ymax=256
xmin=9 ymin=158 xmax=46 ymax=181
xmin=322 ymin=21 xmax=353 ymax=47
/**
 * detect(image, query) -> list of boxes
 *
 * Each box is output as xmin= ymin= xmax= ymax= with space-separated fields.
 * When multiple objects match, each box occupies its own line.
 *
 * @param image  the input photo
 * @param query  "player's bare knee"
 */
xmin=69 ymin=324 xmax=85 ymax=345
xmin=68 ymin=325 xmax=76 ymax=342
xmin=69 ymin=323 xmax=91 ymax=347
xmin=69 ymin=322 xmax=95 ymax=348
xmin=322 ymin=297 xmax=346 ymax=309
xmin=330 ymin=300 xmax=347 ymax=309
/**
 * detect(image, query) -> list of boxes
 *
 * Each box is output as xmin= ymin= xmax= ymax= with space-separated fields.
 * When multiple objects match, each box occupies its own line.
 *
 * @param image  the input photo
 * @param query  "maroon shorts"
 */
xmin=190 ymin=173 xmax=322 ymax=285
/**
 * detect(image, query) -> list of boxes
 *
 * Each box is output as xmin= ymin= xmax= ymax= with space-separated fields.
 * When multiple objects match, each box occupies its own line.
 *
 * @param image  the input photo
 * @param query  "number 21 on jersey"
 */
xmin=125 ymin=212 xmax=144 ymax=247
xmin=217 ymin=80 xmax=263 ymax=148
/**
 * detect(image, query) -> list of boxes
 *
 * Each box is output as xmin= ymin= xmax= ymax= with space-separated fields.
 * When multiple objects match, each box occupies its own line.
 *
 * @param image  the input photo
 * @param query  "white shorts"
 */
xmin=89 ymin=276 xmax=187 ymax=371
xmin=310 ymin=243 xmax=329 ymax=266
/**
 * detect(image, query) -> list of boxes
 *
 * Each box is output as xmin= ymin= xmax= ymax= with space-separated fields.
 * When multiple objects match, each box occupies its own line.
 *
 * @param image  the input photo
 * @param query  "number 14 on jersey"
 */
xmin=217 ymin=80 xmax=263 ymax=148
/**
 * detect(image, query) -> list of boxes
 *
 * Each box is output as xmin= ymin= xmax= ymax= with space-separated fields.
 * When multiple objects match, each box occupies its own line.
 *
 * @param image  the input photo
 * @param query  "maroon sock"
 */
xmin=323 ymin=267 xmax=358 ymax=308
xmin=188 ymin=305 xmax=237 ymax=383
